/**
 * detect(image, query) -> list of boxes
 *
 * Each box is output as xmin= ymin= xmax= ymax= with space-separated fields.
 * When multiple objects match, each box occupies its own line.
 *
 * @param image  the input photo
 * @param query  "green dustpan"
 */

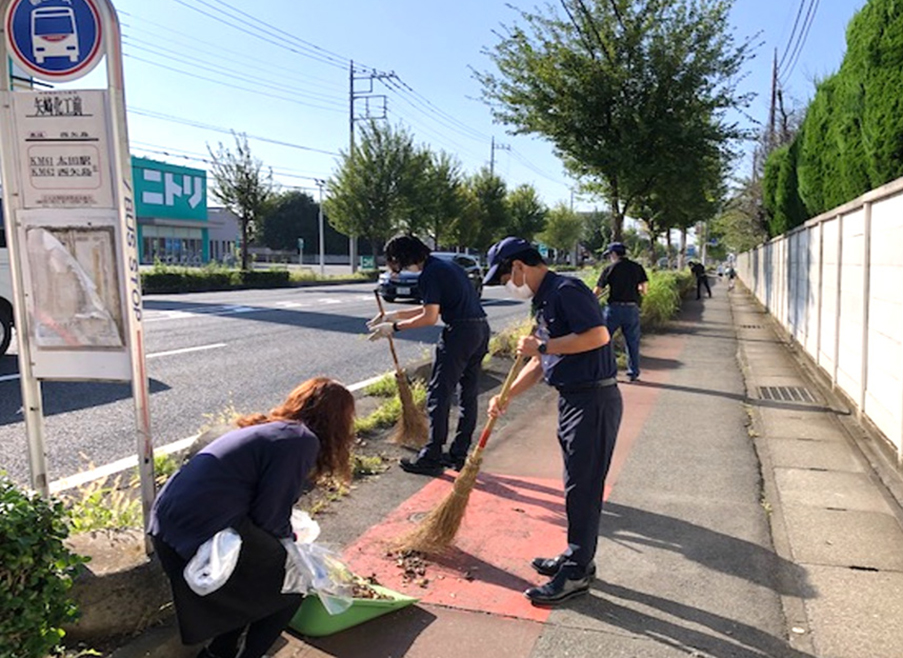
xmin=288 ymin=584 xmax=419 ymax=637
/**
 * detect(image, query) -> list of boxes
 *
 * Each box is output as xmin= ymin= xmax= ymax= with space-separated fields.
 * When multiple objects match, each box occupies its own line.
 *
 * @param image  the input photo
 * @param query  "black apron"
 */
xmin=152 ymin=517 xmax=303 ymax=645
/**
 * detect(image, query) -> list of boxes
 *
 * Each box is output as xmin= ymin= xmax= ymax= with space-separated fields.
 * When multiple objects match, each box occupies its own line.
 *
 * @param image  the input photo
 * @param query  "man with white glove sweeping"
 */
xmin=368 ymin=235 xmax=489 ymax=476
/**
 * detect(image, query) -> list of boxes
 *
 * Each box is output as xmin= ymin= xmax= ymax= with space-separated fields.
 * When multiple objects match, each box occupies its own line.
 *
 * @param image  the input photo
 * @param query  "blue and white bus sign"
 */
xmin=5 ymin=0 xmax=104 ymax=83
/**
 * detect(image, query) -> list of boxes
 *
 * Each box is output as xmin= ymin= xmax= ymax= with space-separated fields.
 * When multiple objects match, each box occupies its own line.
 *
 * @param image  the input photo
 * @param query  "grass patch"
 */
xmin=354 ymin=380 xmax=427 ymax=435
xmin=363 ymin=373 xmax=397 ymax=398
xmin=487 ymin=316 xmax=534 ymax=359
xmin=66 ymin=474 xmax=142 ymax=534
xmin=352 ymin=453 xmax=387 ymax=477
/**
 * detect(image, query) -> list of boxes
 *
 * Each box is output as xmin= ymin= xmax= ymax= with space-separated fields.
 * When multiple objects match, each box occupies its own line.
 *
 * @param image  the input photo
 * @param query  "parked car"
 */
xmin=378 ymin=252 xmax=483 ymax=302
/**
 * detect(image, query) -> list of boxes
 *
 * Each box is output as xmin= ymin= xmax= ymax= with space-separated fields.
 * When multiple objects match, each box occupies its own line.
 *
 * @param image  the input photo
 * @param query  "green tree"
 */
xmin=476 ymin=0 xmax=754 ymax=242
xmin=325 ymin=121 xmax=427 ymax=259
xmin=506 ymin=183 xmax=548 ymax=241
xmin=208 ymin=133 xmax=275 ymax=270
xmin=539 ymin=203 xmax=583 ymax=259
xmin=419 ymin=150 xmax=464 ymax=249
xmin=456 ymin=168 xmax=510 ymax=251
xmin=260 ymin=190 xmax=319 ymax=252
xmin=712 ymin=176 xmax=768 ymax=254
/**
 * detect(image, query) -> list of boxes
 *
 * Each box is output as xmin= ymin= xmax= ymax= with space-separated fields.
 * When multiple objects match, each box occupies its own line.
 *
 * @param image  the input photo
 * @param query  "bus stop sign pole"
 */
xmin=0 ymin=0 xmax=155 ymax=551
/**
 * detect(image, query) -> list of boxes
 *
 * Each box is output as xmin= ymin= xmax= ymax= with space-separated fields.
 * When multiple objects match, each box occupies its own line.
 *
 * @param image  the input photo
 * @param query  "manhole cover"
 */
xmin=758 ymin=386 xmax=815 ymax=403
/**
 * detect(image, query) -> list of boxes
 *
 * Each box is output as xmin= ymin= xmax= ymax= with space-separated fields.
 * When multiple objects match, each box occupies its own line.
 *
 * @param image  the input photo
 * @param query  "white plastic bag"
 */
xmin=183 ymin=527 xmax=242 ymax=596
xmin=290 ymin=509 xmax=321 ymax=544
xmin=281 ymin=511 xmax=354 ymax=615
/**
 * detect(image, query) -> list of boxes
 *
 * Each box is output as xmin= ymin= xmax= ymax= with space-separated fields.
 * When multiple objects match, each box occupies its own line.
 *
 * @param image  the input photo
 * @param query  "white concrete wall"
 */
xmin=738 ymin=177 xmax=903 ymax=464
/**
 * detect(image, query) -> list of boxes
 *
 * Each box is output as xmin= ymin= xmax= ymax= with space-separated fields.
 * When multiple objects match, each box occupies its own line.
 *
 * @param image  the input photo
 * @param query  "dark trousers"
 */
xmin=605 ymin=304 xmax=641 ymax=378
xmin=421 ymin=320 xmax=490 ymax=461
xmin=696 ymin=276 xmax=712 ymax=298
xmin=556 ymin=385 xmax=623 ymax=571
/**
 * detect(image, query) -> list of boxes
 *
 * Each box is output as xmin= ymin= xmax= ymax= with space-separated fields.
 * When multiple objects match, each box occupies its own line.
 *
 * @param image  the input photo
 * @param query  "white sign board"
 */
xmin=13 ymin=89 xmax=114 ymax=209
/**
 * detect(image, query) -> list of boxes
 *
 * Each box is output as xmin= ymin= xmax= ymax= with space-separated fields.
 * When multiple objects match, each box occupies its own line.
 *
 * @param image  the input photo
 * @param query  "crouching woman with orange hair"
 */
xmin=148 ymin=378 xmax=355 ymax=658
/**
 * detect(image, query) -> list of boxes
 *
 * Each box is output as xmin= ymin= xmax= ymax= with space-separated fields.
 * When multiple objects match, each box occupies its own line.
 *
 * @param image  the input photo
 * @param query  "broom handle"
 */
xmin=374 ymin=290 xmax=402 ymax=372
xmin=474 ymin=353 xmax=527 ymax=451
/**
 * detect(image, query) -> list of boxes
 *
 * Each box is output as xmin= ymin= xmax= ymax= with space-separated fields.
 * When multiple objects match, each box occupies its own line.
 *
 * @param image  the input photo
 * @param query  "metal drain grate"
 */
xmin=741 ymin=324 xmax=764 ymax=329
xmin=758 ymin=386 xmax=815 ymax=403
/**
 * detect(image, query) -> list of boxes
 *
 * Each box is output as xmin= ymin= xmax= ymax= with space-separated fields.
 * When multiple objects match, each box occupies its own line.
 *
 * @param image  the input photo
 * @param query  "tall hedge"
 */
xmin=850 ymin=0 xmax=903 ymax=187
xmin=764 ymin=0 xmax=903 ymax=235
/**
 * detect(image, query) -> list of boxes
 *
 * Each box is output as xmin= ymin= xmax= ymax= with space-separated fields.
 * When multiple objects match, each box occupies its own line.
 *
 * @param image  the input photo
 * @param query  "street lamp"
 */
xmin=314 ymin=179 xmax=326 ymax=277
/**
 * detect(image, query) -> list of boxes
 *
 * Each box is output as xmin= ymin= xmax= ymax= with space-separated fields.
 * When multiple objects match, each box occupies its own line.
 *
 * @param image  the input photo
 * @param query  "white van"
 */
xmin=31 ymin=7 xmax=79 ymax=64
xmin=0 ymin=222 xmax=14 ymax=357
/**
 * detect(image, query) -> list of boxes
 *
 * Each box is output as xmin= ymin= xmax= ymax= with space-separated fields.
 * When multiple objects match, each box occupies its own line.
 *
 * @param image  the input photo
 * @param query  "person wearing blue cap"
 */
xmin=483 ymin=236 xmax=623 ymax=606
xmin=593 ymin=242 xmax=648 ymax=382
xmin=368 ymin=235 xmax=490 ymax=476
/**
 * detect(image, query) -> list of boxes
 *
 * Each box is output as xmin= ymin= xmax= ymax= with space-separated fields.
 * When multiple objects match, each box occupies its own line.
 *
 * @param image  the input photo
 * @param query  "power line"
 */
xmin=123 ymin=53 xmax=346 ymax=114
xmin=203 ymin=0 xmax=355 ymax=69
xmin=122 ymin=38 xmax=347 ymax=108
xmin=119 ymin=13 xmax=345 ymax=92
xmin=129 ymin=107 xmax=341 ymax=156
xmin=171 ymin=0 xmax=351 ymax=70
xmin=776 ymin=0 xmax=807 ymax=73
xmin=779 ymin=0 xmax=820 ymax=84
xmin=130 ymin=141 xmax=331 ymax=181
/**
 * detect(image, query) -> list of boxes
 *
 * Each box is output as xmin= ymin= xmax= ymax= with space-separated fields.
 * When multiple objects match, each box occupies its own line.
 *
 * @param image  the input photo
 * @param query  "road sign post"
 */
xmin=0 ymin=0 xmax=155 ymax=549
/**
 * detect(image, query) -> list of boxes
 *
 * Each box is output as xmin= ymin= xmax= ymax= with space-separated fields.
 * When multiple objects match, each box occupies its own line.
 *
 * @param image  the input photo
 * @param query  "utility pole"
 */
xmin=489 ymin=136 xmax=509 ymax=177
xmin=767 ymin=48 xmax=778 ymax=153
xmin=315 ymin=178 xmax=326 ymax=277
xmin=348 ymin=61 xmax=394 ymax=272
xmin=348 ymin=60 xmax=357 ymax=273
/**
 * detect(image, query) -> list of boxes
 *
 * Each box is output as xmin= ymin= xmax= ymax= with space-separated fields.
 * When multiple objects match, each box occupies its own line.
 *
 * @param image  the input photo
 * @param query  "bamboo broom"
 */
xmin=395 ymin=353 xmax=527 ymax=553
xmin=373 ymin=291 xmax=428 ymax=449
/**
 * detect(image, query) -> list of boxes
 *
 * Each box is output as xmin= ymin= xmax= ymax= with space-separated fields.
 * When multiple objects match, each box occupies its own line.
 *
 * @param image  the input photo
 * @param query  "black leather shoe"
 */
xmin=400 ymin=456 xmax=444 ymax=476
xmin=532 ymin=555 xmax=597 ymax=577
xmin=440 ymin=453 xmax=466 ymax=471
xmin=525 ymin=568 xmax=593 ymax=606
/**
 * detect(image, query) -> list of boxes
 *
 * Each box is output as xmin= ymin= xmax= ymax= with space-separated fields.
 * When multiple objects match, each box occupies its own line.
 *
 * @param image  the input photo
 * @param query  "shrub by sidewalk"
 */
xmin=0 ymin=475 xmax=85 ymax=658
xmin=140 ymin=262 xmax=376 ymax=294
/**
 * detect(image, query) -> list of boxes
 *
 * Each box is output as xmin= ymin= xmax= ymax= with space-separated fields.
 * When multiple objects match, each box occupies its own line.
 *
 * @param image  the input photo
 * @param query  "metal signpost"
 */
xmin=0 ymin=0 xmax=154 ymax=547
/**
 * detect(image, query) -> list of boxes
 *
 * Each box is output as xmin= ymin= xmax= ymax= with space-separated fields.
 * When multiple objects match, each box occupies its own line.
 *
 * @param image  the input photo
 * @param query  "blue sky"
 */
xmin=65 ymin=0 xmax=866 ymax=212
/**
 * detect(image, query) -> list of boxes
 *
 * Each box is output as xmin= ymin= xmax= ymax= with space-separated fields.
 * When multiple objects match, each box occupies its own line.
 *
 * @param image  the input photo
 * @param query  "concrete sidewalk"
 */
xmin=113 ymin=281 xmax=903 ymax=658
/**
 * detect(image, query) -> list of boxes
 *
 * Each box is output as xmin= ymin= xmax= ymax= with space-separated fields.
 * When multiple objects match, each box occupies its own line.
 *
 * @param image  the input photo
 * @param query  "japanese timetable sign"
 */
xmin=13 ymin=89 xmax=114 ymax=209
xmin=5 ymin=0 xmax=104 ymax=83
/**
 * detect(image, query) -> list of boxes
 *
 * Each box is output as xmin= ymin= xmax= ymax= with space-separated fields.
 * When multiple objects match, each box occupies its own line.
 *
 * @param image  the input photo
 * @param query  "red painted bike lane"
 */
xmin=293 ymin=331 xmax=689 ymax=657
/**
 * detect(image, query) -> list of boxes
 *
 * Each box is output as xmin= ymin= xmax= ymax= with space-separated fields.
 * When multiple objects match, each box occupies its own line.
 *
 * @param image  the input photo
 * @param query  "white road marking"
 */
xmin=47 ymin=371 xmax=395 ymax=493
xmin=147 ymin=343 xmax=227 ymax=359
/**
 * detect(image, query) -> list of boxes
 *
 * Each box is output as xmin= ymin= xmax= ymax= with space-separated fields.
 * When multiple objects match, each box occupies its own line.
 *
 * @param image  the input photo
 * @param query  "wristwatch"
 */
xmin=392 ymin=321 xmax=400 ymax=332
xmin=537 ymin=341 xmax=548 ymax=355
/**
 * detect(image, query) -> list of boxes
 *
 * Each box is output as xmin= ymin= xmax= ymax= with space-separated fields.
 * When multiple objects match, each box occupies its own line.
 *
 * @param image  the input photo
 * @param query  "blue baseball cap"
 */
xmin=603 ymin=242 xmax=626 ymax=256
xmin=483 ymin=237 xmax=536 ymax=285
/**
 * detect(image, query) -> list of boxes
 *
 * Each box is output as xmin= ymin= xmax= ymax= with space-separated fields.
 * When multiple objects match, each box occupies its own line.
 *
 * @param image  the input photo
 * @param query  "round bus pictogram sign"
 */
xmin=5 ymin=0 xmax=105 ymax=83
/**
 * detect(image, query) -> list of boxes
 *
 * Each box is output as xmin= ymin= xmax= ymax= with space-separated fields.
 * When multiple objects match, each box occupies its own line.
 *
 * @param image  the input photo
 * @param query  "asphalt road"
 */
xmin=0 ymin=282 xmax=530 ymax=488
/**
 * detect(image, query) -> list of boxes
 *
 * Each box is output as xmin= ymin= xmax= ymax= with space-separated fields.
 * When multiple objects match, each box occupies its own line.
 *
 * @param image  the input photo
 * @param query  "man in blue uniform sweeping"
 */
xmin=483 ymin=237 xmax=623 ymax=606
xmin=369 ymin=235 xmax=490 ymax=476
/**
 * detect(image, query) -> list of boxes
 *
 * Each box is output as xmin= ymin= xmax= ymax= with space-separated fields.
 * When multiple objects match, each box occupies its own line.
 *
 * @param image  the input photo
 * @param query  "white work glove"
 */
xmin=367 ymin=310 xmax=399 ymax=331
xmin=368 ymin=322 xmax=395 ymax=341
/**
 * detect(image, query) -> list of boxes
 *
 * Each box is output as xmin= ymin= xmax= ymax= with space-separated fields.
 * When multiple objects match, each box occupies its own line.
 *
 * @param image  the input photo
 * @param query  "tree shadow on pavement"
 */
xmin=574 ymin=582 xmax=815 ymax=658
xmin=600 ymin=502 xmax=817 ymax=600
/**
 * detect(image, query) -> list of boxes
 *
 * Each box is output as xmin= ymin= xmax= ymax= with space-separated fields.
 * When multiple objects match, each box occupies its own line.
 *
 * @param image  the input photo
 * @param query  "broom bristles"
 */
xmin=394 ymin=452 xmax=483 ymax=554
xmin=389 ymin=371 xmax=428 ymax=449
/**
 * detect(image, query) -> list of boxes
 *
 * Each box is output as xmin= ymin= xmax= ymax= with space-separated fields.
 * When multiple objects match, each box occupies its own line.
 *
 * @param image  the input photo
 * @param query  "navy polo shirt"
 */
xmin=419 ymin=255 xmax=486 ymax=325
xmin=147 ymin=421 xmax=319 ymax=559
xmin=533 ymin=271 xmax=617 ymax=388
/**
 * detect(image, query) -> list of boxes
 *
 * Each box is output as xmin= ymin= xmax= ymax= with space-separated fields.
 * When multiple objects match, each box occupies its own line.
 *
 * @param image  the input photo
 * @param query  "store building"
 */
xmin=207 ymin=206 xmax=240 ymax=264
xmin=133 ymin=157 xmax=208 ymax=265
